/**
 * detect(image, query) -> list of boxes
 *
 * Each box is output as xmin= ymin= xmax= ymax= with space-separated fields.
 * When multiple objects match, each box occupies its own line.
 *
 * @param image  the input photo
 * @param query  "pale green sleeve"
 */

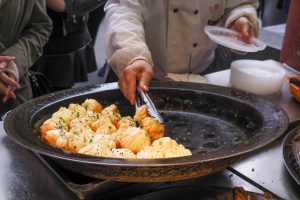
xmin=1 ymin=0 xmax=52 ymax=76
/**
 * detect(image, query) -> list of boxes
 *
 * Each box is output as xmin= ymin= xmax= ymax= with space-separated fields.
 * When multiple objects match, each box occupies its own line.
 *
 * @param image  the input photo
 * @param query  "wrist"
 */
xmin=128 ymin=56 xmax=153 ymax=68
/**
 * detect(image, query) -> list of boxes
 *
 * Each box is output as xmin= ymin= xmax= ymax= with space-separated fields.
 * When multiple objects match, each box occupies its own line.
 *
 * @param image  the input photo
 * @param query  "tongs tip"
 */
xmin=135 ymin=88 xmax=164 ymax=124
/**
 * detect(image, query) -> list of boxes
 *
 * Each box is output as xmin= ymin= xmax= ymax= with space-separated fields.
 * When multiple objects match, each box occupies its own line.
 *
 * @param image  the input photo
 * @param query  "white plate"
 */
xmin=204 ymin=26 xmax=267 ymax=52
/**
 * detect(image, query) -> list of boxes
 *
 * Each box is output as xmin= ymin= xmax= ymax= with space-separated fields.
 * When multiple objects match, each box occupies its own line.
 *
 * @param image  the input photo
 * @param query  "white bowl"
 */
xmin=230 ymin=60 xmax=286 ymax=95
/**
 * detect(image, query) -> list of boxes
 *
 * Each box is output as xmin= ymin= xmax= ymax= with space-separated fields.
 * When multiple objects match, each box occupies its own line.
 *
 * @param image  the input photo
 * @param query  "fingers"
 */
xmin=126 ymin=74 xmax=137 ymax=105
xmin=241 ymin=23 xmax=250 ymax=38
xmin=231 ymin=16 xmax=255 ymax=37
xmin=0 ymin=81 xmax=16 ymax=103
xmin=118 ymin=60 xmax=153 ymax=105
xmin=230 ymin=16 xmax=257 ymax=44
xmin=0 ymin=56 xmax=16 ymax=62
xmin=0 ymin=81 xmax=8 ymax=96
xmin=0 ymin=61 xmax=8 ymax=69
xmin=0 ymin=56 xmax=16 ymax=69
xmin=8 ymin=73 xmax=20 ymax=89
xmin=119 ymin=69 xmax=137 ymax=105
xmin=242 ymin=29 xmax=250 ymax=39
xmin=0 ymin=72 xmax=19 ymax=103
xmin=139 ymin=67 xmax=153 ymax=92
xmin=3 ymin=85 xmax=16 ymax=103
xmin=0 ymin=72 xmax=20 ymax=89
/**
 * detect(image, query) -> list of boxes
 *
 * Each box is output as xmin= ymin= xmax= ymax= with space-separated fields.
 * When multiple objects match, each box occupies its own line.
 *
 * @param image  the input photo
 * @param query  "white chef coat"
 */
xmin=105 ymin=0 xmax=259 ymax=80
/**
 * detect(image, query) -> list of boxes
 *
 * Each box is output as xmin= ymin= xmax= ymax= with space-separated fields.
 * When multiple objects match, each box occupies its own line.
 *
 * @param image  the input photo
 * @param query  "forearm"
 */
xmin=105 ymin=0 xmax=153 ymax=76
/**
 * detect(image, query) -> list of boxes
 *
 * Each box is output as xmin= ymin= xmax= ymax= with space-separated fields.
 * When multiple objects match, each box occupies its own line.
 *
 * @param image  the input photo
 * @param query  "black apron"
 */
xmin=33 ymin=9 xmax=97 ymax=89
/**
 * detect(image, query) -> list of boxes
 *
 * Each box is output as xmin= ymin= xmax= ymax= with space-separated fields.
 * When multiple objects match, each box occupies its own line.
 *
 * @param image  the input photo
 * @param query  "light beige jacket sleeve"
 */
xmin=105 ymin=0 xmax=153 ymax=76
xmin=105 ymin=0 xmax=259 ymax=77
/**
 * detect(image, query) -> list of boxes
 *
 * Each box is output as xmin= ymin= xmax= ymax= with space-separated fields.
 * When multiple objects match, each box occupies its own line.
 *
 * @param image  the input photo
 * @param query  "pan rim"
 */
xmin=4 ymin=81 xmax=289 ymax=167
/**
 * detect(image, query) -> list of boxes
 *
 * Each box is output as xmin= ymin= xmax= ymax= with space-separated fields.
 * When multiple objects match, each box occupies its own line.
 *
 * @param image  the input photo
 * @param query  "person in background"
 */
xmin=32 ymin=0 xmax=104 ymax=92
xmin=0 ymin=0 xmax=52 ymax=115
xmin=104 ymin=0 xmax=260 ymax=104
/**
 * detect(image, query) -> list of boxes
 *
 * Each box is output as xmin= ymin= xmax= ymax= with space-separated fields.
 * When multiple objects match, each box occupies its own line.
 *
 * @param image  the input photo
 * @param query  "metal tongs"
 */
xmin=135 ymin=88 xmax=164 ymax=123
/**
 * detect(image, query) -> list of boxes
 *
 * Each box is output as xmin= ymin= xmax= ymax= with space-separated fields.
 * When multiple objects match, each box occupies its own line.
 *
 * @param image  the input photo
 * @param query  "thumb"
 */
xmin=242 ymin=24 xmax=250 ymax=38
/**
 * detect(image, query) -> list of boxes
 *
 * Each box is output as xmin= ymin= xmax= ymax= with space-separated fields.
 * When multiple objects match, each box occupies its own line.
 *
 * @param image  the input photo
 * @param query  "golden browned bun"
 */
xmin=118 ymin=127 xmax=151 ymax=153
xmin=40 ymin=99 xmax=192 ymax=159
xmin=78 ymin=144 xmax=112 ymax=157
xmin=136 ymin=146 xmax=164 ymax=159
xmin=101 ymin=104 xmax=120 ymax=115
xmin=140 ymin=117 xmax=165 ymax=141
xmin=111 ymin=148 xmax=136 ymax=159
xmin=117 ymin=116 xmax=136 ymax=129
xmin=90 ymin=115 xmax=112 ymax=132
xmin=164 ymin=144 xmax=192 ymax=158
xmin=134 ymin=105 xmax=149 ymax=122
xmin=82 ymin=99 xmax=103 ymax=113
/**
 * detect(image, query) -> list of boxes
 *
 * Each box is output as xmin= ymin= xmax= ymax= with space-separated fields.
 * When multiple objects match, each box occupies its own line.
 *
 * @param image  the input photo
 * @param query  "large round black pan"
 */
xmin=4 ymin=81 xmax=289 ymax=182
xmin=282 ymin=124 xmax=300 ymax=185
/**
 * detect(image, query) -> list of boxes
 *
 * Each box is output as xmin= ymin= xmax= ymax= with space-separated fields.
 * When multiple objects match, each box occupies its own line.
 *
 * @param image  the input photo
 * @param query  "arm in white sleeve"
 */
xmin=224 ymin=0 xmax=260 ymax=36
xmin=104 ymin=0 xmax=153 ymax=76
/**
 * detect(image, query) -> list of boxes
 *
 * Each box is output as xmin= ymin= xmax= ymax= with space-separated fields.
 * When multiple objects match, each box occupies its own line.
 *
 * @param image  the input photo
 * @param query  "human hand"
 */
xmin=0 ymin=56 xmax=16 ymax=69
xmin=118 ymin=60 xmax=153 ymax=105
xmin=230 ymin=16 xmax=256 ymax=41
xmin=0 ymin=73 xmax=19 ymax=103
xmin=2 ymin=85 xmax=17 ymax=103
xmin=0 ymin=56 xmax=20 ymax=102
